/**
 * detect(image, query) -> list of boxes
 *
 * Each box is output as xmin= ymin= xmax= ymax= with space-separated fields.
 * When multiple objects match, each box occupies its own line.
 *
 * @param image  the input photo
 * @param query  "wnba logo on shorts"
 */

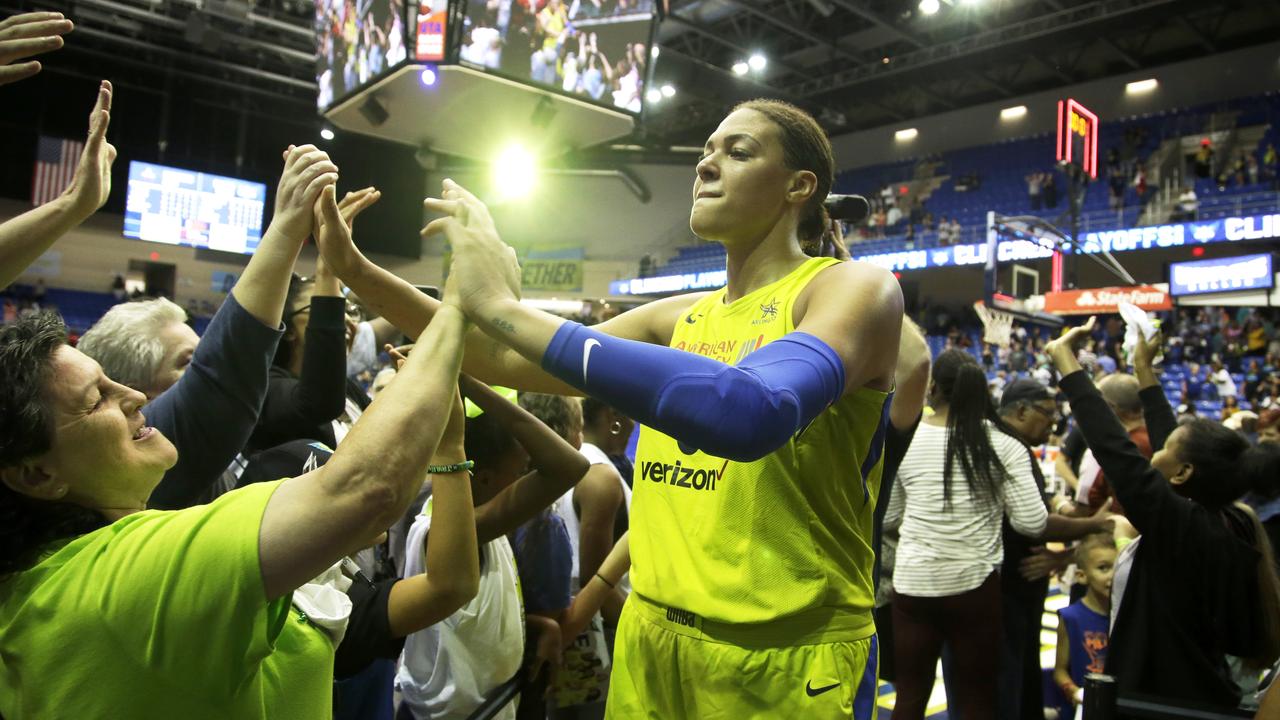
xmin=665 ymin=607 xmax=697 ymax=627
xmin=638 ymin=459 xmax=727 ymax=491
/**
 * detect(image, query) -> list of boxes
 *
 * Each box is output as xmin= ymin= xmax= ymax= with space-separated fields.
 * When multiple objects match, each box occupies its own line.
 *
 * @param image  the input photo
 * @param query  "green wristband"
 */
xmin=428 ymin=460 xmax=475 ymax=475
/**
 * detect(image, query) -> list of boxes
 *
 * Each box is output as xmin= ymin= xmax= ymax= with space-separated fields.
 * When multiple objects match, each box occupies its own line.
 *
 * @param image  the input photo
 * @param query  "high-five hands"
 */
xmin=0 ymin=12 xmax=73 ymax=86
xmin=60 ymin=80 xmax=115 ymax=220
xmin=312 ymin=185 xmax=379 ymax=272
xmin=421 ymin=179 xmax=521 ymax=316
xmin=273 ymin=145 xmax=339 ymax=246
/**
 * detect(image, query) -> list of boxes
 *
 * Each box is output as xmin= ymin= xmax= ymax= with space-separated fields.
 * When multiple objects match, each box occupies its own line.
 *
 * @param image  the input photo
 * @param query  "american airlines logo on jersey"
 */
xmin=639 ymin=458 xmax=728 ymax=492
xmin=675 ymin=333 xmax=767 ymax=364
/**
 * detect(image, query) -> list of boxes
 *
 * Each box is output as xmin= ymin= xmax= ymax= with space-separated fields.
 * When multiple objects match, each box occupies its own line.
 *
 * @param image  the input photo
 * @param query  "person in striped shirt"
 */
xmin=884 ymin=348 xmax=1047 ymax=719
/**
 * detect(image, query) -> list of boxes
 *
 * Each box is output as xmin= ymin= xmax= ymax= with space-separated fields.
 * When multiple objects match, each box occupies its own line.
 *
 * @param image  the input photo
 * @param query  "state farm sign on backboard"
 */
xmin=1043 ymin=285 xmax=1172 ymax=315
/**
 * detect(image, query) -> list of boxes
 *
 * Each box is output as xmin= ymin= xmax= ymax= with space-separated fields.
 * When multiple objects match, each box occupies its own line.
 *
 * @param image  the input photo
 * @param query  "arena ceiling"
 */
xmin=1 ymin=0 xmax=1278 ymax=152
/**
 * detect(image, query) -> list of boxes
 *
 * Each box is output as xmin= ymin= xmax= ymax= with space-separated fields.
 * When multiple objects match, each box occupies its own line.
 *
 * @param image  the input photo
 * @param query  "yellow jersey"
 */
xmin=630 ymin=256 xmax=892 ymax=631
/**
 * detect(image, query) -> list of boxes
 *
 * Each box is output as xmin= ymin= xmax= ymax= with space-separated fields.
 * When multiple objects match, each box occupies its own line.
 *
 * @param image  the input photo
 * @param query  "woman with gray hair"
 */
xmin=77 ymin=296 xmax=192 ymax=398
xmin=78 ymin=141 xmax=348 ymax=509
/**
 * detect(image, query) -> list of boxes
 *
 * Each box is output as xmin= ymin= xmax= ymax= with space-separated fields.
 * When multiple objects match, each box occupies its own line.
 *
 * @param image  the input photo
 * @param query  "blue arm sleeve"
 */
xmin=146 ymin=294 xmax=283 ymax=509
xmin=540 ymin=322 xmax=845 ymax=462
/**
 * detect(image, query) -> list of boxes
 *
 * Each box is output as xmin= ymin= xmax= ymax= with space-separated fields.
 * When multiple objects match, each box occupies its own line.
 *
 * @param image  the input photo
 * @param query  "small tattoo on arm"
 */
xmin=492 ymin=318 xmax=516 ymax=335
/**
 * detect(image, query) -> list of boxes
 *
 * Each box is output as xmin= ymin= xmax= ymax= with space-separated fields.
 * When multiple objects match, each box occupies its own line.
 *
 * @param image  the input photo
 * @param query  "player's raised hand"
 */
xmin=61 ymin=80 xmax=115 ymax=219
xmin=0 ymin=12 xmax=73 ymax=86
xmin=312 ymin=186 xmax=378 ymax=276
xmin=422 ymin=178 xmax=521 ymax=318
xmin=271 ymin=144 xmax=338 ymax=246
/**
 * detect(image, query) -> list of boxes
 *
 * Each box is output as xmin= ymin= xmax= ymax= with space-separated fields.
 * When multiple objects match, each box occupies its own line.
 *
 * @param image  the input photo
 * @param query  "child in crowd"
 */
xmin=397 ymin=377 xmax=595 ymax=720
xmin=509 ymin=394 xmax=584 ymax=717
xmin=518 ymin=393 xmax=621 ymax=718
xmin=1054 ymin=532 xmax=1117 ymax=717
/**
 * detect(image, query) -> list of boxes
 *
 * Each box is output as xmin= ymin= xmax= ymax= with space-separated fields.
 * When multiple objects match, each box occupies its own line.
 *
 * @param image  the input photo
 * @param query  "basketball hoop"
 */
xmin=974 ymin=300 xmax=1015 ymax=348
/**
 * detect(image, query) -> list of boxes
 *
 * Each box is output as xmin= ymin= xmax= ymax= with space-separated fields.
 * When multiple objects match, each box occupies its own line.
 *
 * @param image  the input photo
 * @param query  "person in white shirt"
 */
xmin=397 ymin=380 xmax=596 ymax=720
xmin=1210 ymin=359 xmax=1238 ymax=399
xmin=885 ymin=349 xmax=1047 ymax=719
xmin=1175 ymin=185 xmax=1199 ymax=221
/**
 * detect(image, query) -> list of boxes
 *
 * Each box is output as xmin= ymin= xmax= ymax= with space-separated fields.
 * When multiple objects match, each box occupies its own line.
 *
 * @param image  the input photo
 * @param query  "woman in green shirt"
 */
xmin=0 ymin=181 xmax=476 ymax=719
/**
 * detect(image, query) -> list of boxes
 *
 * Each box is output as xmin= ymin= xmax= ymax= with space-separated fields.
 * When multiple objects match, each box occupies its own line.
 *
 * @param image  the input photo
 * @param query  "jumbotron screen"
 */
xmin=459 ymin=0 xmax=654 ymax=114
xmin=315 ymin=0 xmax=410 ymax=110
xmin=124 ymin=161 xmax=267 ymax=255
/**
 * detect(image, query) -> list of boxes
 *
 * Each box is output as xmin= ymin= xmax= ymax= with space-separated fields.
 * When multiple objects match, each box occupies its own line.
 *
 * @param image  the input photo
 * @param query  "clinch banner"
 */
xmin=1043 ymin=285 xmax=1172 ymax=315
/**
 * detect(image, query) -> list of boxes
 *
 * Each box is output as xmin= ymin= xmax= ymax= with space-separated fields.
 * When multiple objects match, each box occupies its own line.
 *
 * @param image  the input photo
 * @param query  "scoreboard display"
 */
xmin=124 ymin=161 xmax=267 ymax=255
xmin=1057 ymin=98 xmax=1098 ymax=179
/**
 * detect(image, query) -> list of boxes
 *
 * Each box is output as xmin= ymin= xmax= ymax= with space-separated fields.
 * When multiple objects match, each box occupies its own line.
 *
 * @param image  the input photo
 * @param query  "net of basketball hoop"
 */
xmin=974 ymin=300 xmax=1016 ymax=348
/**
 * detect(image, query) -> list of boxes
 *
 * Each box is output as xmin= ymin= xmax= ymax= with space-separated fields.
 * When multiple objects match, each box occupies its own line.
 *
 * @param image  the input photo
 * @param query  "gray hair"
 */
xmin=78 ymin=298 xmax=188 ymax=391
xmin=1098 ymin=372 xmax=1143 ymax=418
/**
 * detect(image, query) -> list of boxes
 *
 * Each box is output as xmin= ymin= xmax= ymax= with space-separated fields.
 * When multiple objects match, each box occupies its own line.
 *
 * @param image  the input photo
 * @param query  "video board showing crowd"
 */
xmin=458 ymin=0 xmax=654 ymax=114
xmin=316 ymin=0 xmax=410 ymax=110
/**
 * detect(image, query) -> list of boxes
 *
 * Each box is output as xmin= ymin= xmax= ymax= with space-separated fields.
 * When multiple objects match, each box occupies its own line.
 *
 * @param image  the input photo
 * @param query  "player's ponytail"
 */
xmin=932 ymin=349 xmax=1010 ymax=508
xmin=800 ymin=205 xmax=850 ymax=259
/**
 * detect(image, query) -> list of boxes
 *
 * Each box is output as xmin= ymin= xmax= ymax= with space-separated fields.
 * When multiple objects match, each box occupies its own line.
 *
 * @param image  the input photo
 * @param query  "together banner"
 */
xmin=520 ymin=246 xmax=584 ymax=292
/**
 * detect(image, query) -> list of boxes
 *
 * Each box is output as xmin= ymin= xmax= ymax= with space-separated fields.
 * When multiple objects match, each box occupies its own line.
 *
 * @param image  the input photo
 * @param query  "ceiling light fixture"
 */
xmin=1126 ymin=78 xmax=1158 ymax=94
xmin=1000 ymin=105 xmax=1027 ymax=120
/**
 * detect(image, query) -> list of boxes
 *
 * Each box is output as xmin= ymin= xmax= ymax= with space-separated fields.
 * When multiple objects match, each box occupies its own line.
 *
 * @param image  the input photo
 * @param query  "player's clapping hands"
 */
xmin=271 ymin=144 xmax=339 ymax=246
xmin=421 ymin=178 xmax=522 ymax=318
xmin=60 ymin=80 xmax=116 ymax=220
xmin=312 ymin=186 xmax=379 ymax=276
xmin=0 ymin=12 xmax=73 ymax=86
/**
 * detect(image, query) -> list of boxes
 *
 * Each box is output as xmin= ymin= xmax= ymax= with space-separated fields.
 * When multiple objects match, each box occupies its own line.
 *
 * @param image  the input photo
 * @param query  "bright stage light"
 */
xmin=646 ymin=88 xmax=662 ymax=103
xmin=895 ymin=128 xmax=918 ymax=141
xmin=320 ymin=128 xmax=335 ymax=141
xmin=1126 ymin=78 xmax=1158 ymax=94
xmin=918 ymin=0 xmax=939 ymax=15
xmin=420 ymin=67 xmax=438 ymax=86
xmin=1000 ymin=105 xmax=1027 ymax=120
xmin=493 ymin=143 xmax=536 ymax=200
xmin=732 ymin=61 xmax=749 ymax=75
xmin=661 ymin=84 xmax=676 ymax=98
xmin=651 ymin=46 xmax=660 ymax=59
xmin=748 ymin=54 xmax=767 ymax=71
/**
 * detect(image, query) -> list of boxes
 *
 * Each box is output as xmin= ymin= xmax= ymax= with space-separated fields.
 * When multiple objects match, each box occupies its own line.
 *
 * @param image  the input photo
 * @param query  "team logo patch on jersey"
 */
xmin=753 ymin=298 xmax=780 ymax=325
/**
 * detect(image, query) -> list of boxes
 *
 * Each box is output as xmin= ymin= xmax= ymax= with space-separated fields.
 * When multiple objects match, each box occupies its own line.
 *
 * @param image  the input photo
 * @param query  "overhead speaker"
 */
xmin=358 ymin=96 xmax=390 ymax=128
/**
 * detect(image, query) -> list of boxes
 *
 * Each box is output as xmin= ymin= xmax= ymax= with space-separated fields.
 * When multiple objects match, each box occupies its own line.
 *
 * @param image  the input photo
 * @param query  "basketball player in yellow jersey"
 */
xmin=315 ymin=100 xmax=902 ymax=718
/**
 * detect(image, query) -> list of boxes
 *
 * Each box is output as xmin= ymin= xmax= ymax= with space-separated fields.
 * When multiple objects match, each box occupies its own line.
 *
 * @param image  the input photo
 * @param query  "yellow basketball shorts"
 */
xmin=604 ymin=596 xmax=879 ymax=720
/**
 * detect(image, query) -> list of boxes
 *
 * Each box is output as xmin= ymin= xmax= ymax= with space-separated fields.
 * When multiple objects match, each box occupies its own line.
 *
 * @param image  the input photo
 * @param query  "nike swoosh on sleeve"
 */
xmin=582 ymin=338 xmax=601 ymax=382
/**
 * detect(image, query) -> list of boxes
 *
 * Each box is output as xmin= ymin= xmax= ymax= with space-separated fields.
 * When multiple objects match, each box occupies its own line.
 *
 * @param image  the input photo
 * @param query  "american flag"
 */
xmin=31 ymin=136 xmax=84 ymax=207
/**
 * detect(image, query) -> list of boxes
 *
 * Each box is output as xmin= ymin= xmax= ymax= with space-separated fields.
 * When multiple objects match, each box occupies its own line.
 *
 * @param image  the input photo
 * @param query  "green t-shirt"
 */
xmin=0 ymin=480 xmax=334 ymax=719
